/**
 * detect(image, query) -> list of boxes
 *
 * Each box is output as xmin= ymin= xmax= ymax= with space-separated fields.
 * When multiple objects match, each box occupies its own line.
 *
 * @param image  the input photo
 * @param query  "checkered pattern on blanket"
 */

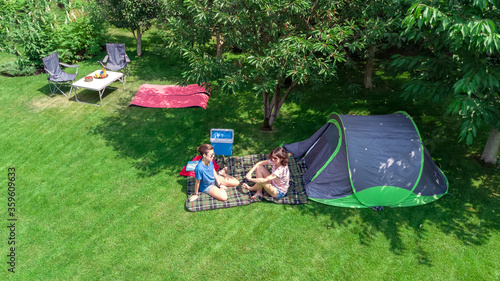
xmin=185 ymin=154 xmax=308 ymax=212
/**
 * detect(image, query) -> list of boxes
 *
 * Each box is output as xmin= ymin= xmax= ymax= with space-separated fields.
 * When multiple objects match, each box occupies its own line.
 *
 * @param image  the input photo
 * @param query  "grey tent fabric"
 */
xmin=301 ymin=120 xmax=352 ymax=200
xmin=284 ymin=115 xmax=352 ymax=200
xmin=283 ymin=123 xmax=330 ymax=162
xmin=340 ymin=113 xmax=422 ymax=192
xmin=42 ymin=52 xmax=80 ymax=96
xmin=284 ymin=112 xmax=448 ymax=208
xmin=413 ymin=146 xmax=448 ymax=196
xmin=98 ymin=43 xmax=130 ymax=76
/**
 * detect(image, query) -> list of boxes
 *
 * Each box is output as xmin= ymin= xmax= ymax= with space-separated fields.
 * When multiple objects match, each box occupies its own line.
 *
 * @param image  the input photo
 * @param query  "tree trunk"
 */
xmin=136 ymin=27 xmax=142 ymax=57
xmin=480 ymin=128 xmax=500 ymax=164
xmin=268 ymin=81 xmax=298 ymax=126
xmin=260 ymin=78 xmax=298 ymax=131
xmin=216 ymin=32 xmax=223 ymax=60
xmin=364 ymin=45 xmax=376 ymax=90
xmin=261 ymin=91 xmax=272 ymax=131
xmin=261 ymin=118 xmax=272 ymax=131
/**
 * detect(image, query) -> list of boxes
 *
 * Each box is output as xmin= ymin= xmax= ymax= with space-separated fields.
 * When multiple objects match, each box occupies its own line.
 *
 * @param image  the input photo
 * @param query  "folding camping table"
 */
xmin=70 ymin=70 xmax=125 ymax=106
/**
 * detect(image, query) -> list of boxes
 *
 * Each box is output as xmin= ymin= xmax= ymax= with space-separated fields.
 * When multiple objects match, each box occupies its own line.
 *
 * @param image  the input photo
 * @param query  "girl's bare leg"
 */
xmin=263 ymin=184 xmax=279 ymax=198
xmin=243 ymin=163 xmax=271 ymax=199
xmin=250 ymin=183 xmax=264 ymax=199
xmin=242 ymin=182 xmax=260 ymax=191
xmin=256 ymin=165 xmax=271 ymax=178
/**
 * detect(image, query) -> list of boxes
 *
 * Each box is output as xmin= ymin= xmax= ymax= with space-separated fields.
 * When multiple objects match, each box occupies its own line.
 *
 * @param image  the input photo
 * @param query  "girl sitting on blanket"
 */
xmin=243 ymin=147 xmax=290 ymax=200
xmin=190 ymin=144 xmax=240 ymax=202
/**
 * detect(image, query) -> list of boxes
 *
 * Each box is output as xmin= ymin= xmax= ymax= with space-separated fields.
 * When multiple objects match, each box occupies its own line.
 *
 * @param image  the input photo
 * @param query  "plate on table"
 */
xmin=94 ymin=74 xmax=108 ymax=79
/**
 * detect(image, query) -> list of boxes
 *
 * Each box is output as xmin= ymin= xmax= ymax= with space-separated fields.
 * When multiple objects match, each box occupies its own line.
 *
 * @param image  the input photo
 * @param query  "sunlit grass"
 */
xmin=0 ymin=28 xmax=499 ymax=280
xmin=0 ymin=52 xmax=16 ymax=64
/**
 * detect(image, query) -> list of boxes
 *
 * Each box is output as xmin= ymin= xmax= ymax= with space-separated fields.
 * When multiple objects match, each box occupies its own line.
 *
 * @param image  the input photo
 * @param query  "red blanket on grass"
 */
xmin=129 ymin=84 xmax=211 ymax=109
xmin=179 ymin=156 xmax=219 ymax=177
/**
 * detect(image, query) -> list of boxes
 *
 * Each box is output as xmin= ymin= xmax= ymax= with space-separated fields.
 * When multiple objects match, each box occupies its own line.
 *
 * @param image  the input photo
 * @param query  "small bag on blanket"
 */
xmin=185 ymin=161 xmax=199 ymax=172
xmin=180 ymin=156 xmax=219 ymax=177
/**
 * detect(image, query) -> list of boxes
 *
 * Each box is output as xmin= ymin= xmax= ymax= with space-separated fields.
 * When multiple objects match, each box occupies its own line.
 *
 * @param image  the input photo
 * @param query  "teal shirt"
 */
xmin=195 ymin=160 xmax=215 ymax=192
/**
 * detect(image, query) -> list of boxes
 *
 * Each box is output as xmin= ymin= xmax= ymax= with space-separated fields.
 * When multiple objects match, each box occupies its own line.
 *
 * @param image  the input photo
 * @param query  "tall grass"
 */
xmin=0 ymin=29 xmax=498 ymax=280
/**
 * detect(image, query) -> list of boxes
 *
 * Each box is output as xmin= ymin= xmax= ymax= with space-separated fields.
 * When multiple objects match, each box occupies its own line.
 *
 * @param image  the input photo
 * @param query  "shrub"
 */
xmin=0 ymin=60 xmax=37 ymax=76
xmin=0 ymin=0 xmax=106 ymax=74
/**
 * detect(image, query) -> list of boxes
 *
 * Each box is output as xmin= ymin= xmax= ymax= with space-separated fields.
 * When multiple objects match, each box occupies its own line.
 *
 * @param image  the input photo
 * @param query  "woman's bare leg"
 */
xmin=242 ymin=182 xmax=264 ymax=199
xmin=216 ymin=173 xmax=240 ymax=187
xmin=208 ymin=186 xmax=228 ymax=201
xmin=255 ymin=166 xmax=277 ymax=197
xmin=218 ymin=167 xmax=228 ymax=176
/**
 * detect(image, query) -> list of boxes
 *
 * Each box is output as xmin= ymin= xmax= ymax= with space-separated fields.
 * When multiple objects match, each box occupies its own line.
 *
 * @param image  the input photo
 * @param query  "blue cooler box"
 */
xmin=210 ymin=129 xmax=234 ymax=156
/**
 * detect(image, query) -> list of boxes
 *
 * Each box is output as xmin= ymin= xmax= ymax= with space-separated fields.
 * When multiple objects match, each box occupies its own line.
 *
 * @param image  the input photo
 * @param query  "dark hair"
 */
xmin=197 ymin=144 xmax=214 ymax=156
xmin=269 ymin=147 xmax=288 ymax=166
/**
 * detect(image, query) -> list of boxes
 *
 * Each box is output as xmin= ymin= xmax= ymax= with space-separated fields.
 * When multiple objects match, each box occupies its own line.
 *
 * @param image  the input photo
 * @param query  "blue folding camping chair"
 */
xmin=98 ymin=43 xmax=130 ymax=78
xmin=42 ymin=52 xmax=80 ymax=97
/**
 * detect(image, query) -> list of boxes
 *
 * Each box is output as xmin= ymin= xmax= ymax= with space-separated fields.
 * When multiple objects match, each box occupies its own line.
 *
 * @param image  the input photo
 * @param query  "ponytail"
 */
xmin=197 ymin=144 xmax=214 ymax=156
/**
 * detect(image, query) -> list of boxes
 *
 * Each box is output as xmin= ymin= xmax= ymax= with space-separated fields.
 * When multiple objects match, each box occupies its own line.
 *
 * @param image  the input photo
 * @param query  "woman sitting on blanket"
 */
xmin=243 ymin=147 xmax=290 ymax=200
xmin=190 ymin=144 xmax=239 ymax=202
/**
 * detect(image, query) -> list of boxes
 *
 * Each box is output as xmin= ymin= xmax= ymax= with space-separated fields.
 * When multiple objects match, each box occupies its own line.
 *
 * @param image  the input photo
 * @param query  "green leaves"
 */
xmin=398 ymin=0 xmax=500 ymax=146
xmin=169 ymin=0 xmax=361 ymax=90
xmin=406 ymin=3 xmax=451 ymax=32
xmin=104 ymin=0 xmax=164 ymax=32
xmin=1 ymin=1 xmax=106 ymax=69
xmin=162 ymin=0 xmax=363 ymax=128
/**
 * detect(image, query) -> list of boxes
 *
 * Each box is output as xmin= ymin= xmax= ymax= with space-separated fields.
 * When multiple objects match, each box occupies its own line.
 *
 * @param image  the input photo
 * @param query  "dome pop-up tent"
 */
xmin=283 ymin=112 xmax=448 ymax=208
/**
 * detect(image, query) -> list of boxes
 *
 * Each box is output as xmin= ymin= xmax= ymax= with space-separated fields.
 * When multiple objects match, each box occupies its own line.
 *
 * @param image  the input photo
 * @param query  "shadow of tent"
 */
xmin=296 ymin=159 xmax=499 ymax=263
xmin=89 ymin=92 xmax=271 ymax=178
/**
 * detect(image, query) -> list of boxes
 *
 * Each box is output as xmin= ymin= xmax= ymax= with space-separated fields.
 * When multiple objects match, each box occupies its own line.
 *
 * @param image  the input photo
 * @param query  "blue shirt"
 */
xmin=195 ymin=160 xmax=215 ymax=192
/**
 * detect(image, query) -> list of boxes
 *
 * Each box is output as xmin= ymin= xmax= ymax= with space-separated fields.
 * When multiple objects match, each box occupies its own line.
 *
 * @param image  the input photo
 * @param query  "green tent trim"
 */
xmin=311 ymin=119 xmax=342 ymax=182
xmin=284 ymin=112 xmax=449 ymax=208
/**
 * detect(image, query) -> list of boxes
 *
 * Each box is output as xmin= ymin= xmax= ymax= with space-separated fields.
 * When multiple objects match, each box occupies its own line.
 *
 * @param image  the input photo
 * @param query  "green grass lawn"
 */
xmin=1 ymin=29 xmax=499 ymax=280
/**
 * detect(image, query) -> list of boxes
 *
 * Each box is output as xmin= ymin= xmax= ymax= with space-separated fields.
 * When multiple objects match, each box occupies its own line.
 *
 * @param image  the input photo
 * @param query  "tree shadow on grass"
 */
xmin=90 ymin=89 xmax=276 ymax=178
xmin=90 ymin=31 xmax=186 ymax=86
xmin=91 ymin=100 xmax=206 ymax=177
xmin=128 ymin=52 xmax=184 ymax=84
xmin=103 ymin=30 xmax=187 ymax=84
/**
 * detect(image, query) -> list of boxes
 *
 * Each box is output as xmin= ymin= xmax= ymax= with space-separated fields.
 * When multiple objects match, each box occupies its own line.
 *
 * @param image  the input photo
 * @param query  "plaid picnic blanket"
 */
xmin=185 ymin=154 xmax=308 ymax=212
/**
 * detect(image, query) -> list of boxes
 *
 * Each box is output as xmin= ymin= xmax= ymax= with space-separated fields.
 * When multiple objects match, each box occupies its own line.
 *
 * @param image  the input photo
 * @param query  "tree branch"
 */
xmin=263 ymin=91 xmax=270 ymax=117
xmin=269 ymin=78 xmax=296 ymax=126
xmin=278 ymin=81 xmax=298 ymax=109
xmin=270 ymin=76 xmax=283 ymax=112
